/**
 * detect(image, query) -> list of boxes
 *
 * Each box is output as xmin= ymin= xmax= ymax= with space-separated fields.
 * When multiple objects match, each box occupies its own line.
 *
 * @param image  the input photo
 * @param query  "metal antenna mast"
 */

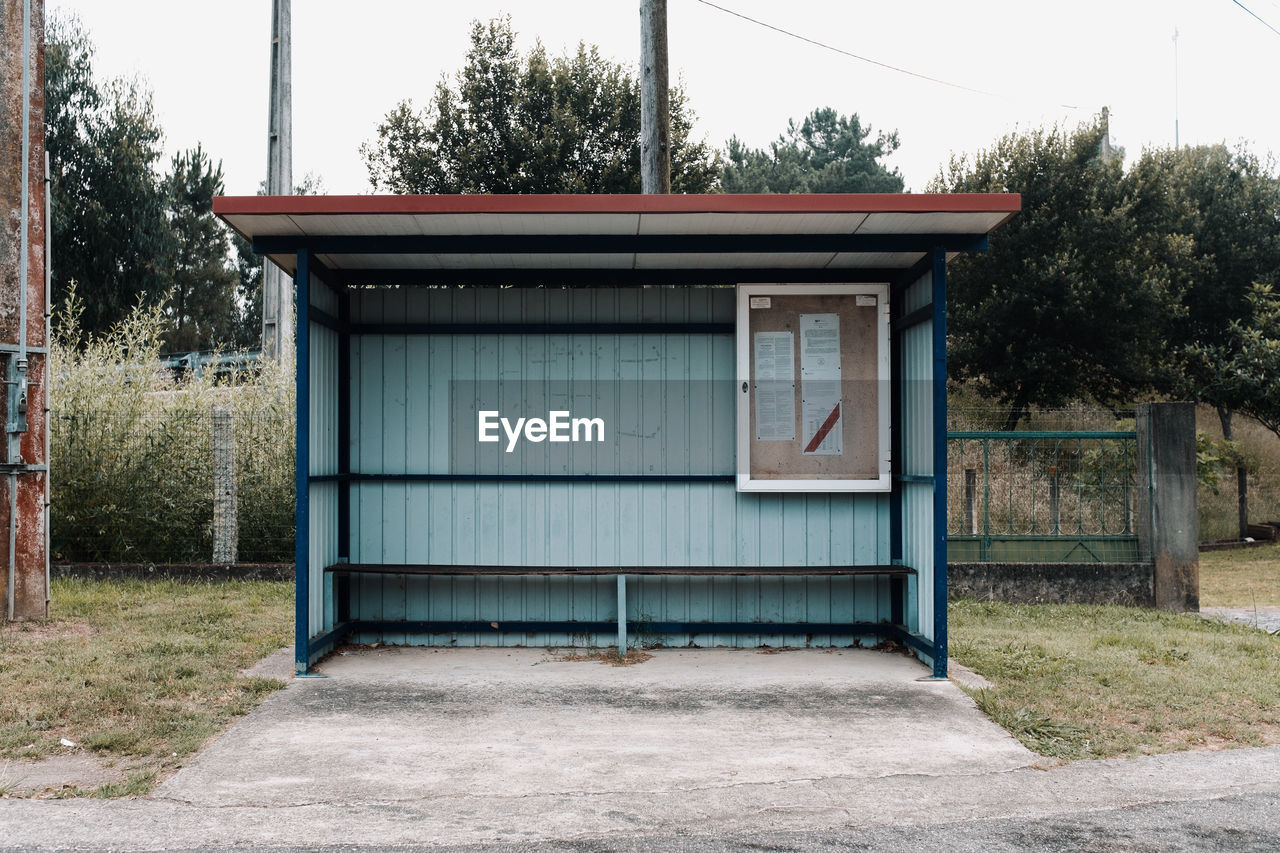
xmin=263 ymin=0 xmax=293 ymax=360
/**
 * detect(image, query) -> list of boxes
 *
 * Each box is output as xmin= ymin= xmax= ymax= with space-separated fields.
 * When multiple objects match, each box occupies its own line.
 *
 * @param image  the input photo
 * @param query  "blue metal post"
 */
xmin=931 ymin=247 xmax=948 ymax=678
xmin=889 ymin=281 xmax=903 ymax=565
xmin=294 ymin=251 xmax=311 ymax=674
xmin=617 ymin=574 xmax=627 ymax=651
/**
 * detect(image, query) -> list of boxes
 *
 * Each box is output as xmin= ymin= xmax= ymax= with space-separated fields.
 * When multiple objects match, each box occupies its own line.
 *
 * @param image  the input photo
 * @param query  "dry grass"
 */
xmin=949 ymin=598 xmax=1280 ymax=759
xmin=1196 ymin=405 xmax=1280 ymax=541
xmin=0 ymin=577 xmax=292 ymax=797
xmin=1199 ymin=543 xmax=1280 ymax=608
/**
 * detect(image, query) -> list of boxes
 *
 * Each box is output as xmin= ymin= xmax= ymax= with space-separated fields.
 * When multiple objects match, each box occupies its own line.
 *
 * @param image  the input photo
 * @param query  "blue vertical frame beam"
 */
xmin=337 ymin=286 xmax=351 ymax=560
xmin=931 ymin=247 xmax=948 ymax=678
xmin=889 ymin=277 xmax=904 ymax=565
xmin=294 ymin=249 xmax=312 ymax=674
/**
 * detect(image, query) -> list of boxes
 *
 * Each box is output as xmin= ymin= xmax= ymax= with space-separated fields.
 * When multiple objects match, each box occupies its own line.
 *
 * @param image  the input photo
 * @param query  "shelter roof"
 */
xmin=213 ymin=193 xmax=1020 ymax=286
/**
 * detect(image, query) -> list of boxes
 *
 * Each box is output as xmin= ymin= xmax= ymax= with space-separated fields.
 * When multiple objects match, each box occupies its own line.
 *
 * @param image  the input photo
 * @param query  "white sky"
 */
xmin=45 ymin=0 xmax=1280 ymax=196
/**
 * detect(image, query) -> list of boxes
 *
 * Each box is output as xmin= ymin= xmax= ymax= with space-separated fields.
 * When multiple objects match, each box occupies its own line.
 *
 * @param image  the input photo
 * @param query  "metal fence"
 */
xmin=947 ymin=430 xmax=1143 ymax=563
xmin=52 ymin=409 xmax=295 ymax=564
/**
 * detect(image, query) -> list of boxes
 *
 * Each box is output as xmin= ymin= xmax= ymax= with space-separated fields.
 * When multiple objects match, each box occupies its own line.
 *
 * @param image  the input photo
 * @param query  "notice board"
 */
xmin=735 ymin=284 xmax=890 ymax=492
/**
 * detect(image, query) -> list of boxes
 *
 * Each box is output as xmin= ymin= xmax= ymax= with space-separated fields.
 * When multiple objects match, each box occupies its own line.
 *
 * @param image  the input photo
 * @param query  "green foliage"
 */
xmin=933 ymin=116 xmax=1185 ymax=429
xmin=47 ymin=15 xmax=255 ymax=351
xmin=722 ymin=107 xmax=904 ymax=194
xmin=46 ymin=14 xmax=173 ymax=336
xmin=50 ymin=288 xmax=295 ymax=563
xmin=1196 ymin=430 xmax=1242 ymax=495
xmin=361 ymin=16 xmax=719 ymax=194
xmin=163 ymin=145 xmax=239 ymax=352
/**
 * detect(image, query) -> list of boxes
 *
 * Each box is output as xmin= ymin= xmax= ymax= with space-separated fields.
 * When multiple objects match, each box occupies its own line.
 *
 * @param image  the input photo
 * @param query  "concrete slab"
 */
xmin=159 ymin=646 xmax=1034 ymax=809
xmin=1202 ymin=606 xmax=1280 ymax=633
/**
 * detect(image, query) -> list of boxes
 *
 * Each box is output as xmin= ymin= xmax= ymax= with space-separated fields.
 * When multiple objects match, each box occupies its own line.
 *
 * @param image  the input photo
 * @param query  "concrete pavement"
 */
xmin=1 ymin=646 xmax=1278 ymax=850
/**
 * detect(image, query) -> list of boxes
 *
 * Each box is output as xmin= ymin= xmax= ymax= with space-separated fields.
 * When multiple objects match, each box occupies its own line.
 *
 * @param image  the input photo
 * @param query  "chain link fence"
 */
xmin=52 ymin=407 xmax=295 ymax=564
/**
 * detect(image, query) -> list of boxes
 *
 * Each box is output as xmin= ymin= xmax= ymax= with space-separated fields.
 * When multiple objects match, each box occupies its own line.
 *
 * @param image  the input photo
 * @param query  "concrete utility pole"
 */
xmin=640 ymin=0 xmax=671 ymax=194
xmin=262 ymin=0 xmax=293 ymax=360
xmin=1100 ymin=106 xmax=1113 ymax=163
xmin=1 ymin=0 xmax=50 ymax=621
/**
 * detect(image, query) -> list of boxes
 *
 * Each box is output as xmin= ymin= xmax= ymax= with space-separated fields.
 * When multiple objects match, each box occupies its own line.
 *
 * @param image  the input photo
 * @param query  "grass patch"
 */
xmin=1199 ymin=543 xmax=1280 ymax=608
xmin=0 ymin=577 xmax=292 ymax=795
xmin=950 ymin=598 xmax=1280 ymax=760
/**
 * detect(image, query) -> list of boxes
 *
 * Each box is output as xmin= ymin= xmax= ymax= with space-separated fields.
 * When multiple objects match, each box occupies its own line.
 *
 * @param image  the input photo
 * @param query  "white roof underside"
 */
xmin=215 ymin=196 xmax=1020 ymax=279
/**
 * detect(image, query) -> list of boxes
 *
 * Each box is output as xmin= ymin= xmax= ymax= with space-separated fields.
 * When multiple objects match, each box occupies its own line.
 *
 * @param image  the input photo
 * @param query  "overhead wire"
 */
xmin=1229 ymin=0 xmax=1280 ymax=37
xmin=691 ymin=0 xmax=996 ymax=97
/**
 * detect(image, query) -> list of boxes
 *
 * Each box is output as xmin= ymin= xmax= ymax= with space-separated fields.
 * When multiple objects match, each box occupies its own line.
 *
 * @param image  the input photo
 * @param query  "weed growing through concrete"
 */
xmin=547 ymin=647 xmax=653 ymax=667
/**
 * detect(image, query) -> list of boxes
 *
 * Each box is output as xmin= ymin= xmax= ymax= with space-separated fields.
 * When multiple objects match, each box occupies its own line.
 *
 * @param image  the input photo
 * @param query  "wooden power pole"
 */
xmin=640 ymin=0 xmax=671 ymax=194
xmin=262 ymin=0 xmax=293 ymax=360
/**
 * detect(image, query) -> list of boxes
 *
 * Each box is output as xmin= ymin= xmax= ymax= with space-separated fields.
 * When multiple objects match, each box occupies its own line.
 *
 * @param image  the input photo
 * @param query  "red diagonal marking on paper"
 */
xmin=803 ymin=402 xmax=841 ymax=453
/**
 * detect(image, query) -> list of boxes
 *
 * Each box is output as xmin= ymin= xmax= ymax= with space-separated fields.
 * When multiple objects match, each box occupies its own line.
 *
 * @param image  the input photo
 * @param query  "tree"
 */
xmin=45 ymin=14 xmax=173 ymax=335
xmin=931 ymin=116 xmax=1186 ymax=430
xmin=722 ymin=107 xmax=904 ymax=194
xmin=1130 ymin=144 xmax=1280 ymax=536
xmin=162 ymin=145 xmax=238 ymax=352
xmin=361 ymin=16 xmax=718 ymax=194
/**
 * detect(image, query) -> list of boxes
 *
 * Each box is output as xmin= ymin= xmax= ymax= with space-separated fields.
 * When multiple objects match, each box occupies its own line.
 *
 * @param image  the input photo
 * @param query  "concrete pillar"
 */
xmin=1135 ymin=403 xmax=1199 ymax=612
xmin=1 ymin=0 xmax=49 ymax=621
xmin=212 ymin=405 xmax=237 ymax=564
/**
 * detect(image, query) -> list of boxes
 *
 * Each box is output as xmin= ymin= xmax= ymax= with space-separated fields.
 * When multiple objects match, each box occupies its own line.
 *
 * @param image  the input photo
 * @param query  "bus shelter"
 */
xmin=215 ymin=193 xmax=1019 ymax=675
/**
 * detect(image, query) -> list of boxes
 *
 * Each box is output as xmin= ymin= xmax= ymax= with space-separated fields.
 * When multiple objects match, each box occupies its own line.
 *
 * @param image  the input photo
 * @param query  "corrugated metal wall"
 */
xmin=333 ymin=286 xmax=896 ymax=647
xmin=309 ymin=271 xmax=339 ymax=633
xmin=899 ymin=269 xmax=935 ymax=641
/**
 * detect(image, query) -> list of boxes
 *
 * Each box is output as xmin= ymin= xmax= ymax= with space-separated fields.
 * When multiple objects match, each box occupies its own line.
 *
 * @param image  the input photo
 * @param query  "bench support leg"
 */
xmin=617 ymin=573 xmax=627 ymax=651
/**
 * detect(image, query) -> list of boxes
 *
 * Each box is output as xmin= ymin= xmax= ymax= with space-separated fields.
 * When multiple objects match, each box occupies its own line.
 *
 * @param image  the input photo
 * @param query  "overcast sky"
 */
xmin=45 ymin=0 xmax=1280 ymax=196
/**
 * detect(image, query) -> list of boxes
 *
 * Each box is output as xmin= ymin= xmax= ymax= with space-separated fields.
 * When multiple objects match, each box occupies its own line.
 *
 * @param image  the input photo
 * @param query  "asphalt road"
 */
xmin=4 ymin=792 xmax=1276 ymax=852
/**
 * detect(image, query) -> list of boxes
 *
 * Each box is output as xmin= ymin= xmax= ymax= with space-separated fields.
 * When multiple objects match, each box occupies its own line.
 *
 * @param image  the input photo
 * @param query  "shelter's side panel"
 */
xmin=309 ymin=272 xmax=340 ymax=633
xmin=899 ymin=270 xmax=935 ymax=641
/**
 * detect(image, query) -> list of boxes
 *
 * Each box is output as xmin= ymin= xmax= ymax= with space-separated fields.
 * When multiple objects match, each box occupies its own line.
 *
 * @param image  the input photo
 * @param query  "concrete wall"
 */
xmin=949 ymin=562 xmax=1154 ymax=607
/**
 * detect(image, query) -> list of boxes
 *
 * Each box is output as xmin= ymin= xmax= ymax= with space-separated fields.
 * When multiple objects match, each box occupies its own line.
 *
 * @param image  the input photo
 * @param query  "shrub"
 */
xmin=50 ymin=287 xmax=295 ymax=563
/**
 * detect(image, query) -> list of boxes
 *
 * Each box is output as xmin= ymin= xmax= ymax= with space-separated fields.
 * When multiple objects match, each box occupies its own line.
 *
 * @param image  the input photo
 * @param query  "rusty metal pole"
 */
xmin=1 ymin=0 xmax=49 ymax=620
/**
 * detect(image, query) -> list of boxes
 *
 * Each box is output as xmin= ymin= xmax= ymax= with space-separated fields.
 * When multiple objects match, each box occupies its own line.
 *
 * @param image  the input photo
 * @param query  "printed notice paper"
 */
xmin=799 ymin=314 xmax=842 ymax=455
xmin=753 ymin=331 xmax=795 ymax=441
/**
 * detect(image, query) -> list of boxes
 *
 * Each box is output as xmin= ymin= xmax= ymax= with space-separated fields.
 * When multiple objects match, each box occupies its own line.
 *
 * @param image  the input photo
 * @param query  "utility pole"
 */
xmin=640 ymin=0 xmax=670 ymax=194
xmin=1 ymin=0 xmax=50 ymax=621
xmin=262 ymin=0 xmax=293 ymax=361
xmin=1100 ymin=106 xmax=1113 ymax=163
xmin=1172 ymin=27 xmax=1180 ymax=148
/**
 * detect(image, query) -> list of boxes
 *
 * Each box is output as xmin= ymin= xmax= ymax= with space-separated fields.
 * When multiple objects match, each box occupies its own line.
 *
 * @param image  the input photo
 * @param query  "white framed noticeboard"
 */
xmin=736 ymin=283 xmax=891 ymax=492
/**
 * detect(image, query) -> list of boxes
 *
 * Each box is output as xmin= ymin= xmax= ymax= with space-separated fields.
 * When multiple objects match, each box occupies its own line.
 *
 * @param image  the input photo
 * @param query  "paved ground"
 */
xmin=1 ymin=645 xmax=1278 ymax=850
xmin=1202 ymin=605 xmax=1280 ymax=633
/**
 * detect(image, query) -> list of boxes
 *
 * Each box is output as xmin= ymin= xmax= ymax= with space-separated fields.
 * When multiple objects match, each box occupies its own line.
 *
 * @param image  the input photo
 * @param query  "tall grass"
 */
xmin=50 ymin=289 xmax=295 ymax=563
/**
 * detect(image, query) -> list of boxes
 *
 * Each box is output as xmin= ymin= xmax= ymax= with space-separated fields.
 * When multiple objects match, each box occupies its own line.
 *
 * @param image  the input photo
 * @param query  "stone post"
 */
xmin=1135 ymin=402 xmax=1199 ymax=611
xmin=212 ymin=405 xmax=237 ymax=564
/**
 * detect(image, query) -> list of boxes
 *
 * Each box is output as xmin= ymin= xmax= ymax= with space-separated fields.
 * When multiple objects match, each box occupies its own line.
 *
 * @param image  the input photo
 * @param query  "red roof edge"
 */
xmin=213 ymin=192 xmax=1021 ymax=217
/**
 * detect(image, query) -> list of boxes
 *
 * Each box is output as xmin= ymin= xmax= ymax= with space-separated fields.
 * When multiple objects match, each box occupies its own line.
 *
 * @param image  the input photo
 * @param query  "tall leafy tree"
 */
xmin=931 ymin=116 xmax=1186 ymax=430
xmin=361 ymin=16 xmax=718 ymax=194
xmin=162 ymin=145 xmax=238 ymax=352
xmin=721 ymin=107 xmax=903 ymax=194
xmin=1130 ymin=144 xmax=1280 ymax=536
xmin=45 ymin=14 xmax=173 ymax=334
